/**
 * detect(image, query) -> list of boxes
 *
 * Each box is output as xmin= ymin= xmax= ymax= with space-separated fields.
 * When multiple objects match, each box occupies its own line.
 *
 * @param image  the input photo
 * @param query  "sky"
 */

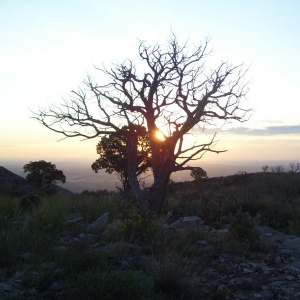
xmin=1 ymin=0 xmax=300 ymax=186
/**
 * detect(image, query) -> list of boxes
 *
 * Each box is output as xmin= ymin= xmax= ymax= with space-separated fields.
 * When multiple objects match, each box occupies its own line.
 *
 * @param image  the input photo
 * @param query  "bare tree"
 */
xmin=34 ymin=34 xmax=250 ymax=213
xmin=262 ymin=165 xmax=268 ymax=173
xmin=270 ymin=165 xmax=285 ymax=173
xmin=288 ymin=162 xmax=300 ymax=173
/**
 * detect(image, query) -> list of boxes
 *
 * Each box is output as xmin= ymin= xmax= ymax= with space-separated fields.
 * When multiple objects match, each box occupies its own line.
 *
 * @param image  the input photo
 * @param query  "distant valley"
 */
xmin=0 ymin=159 xmax=297 ymax=193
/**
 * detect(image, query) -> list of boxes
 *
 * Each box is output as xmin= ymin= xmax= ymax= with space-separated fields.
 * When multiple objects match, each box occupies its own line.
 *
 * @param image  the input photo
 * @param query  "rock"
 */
xmin=285 ymin=275 xmax=295 ymax=281
xmin=243 ymin=267 xmax=253 ymax=274
xmin=28 ymin=288 xmax=38 ymax=296
xmin=65 ymin=217 xmax=84 ymax=224
xmin=217 ymin=228 xmax=229 ymax=235
xmin=263 ymin=267 xmax=274 ymax=275
xmin=0 ymin=283 xmax=13 ymax=292
xmin=217 ymin=284 xmax=228 ymax=293
xmin=48 ymin=282 xmax=61 ymax=291
xmin=20 ymin=252 xmax=33 ymax=261
xmin=53 ymin=245 xmax=68 ymax=252
xmin=14 ymin=271 xmax=22 ymax=279
xmin=219 ymin=254 xmax=228 ymax=263
xmin=268 ymin=280 xmax=285 ymax=287
xmin=106 ymin=242 xmax=143 ymax=256
xmin=170 ymin=216 xmax=204 ymax=228
xmin=253 ymin=290 xmax=274 ymax=299
xmin=229 ymin=277 xmax=254 ymax=288
xmin=286 ymin=266 xmax=300 ymax=276
xmin=87 ymin=212 xmax=110 ymax=232
xmin=93 ymin=242 xmax=107 ymax=248
xmin=77 ymin=233 xmax=98 ymax=240
xmin=102 ymin=220 xmax=123 ymax=238
xmin=166 ymin=211 xmax=173 ymax=219
xmin=55 ymin=231 xmax=78 ymax=248
xmin=280 ymin=248 xmax=293 ymax=256
xmin=67 ymin=211 xmax=83 ymax=220
xmin=197 ymin=240 xmax=207 ymax=246
xmin=9 ymin=290 xmax=25 ymax=299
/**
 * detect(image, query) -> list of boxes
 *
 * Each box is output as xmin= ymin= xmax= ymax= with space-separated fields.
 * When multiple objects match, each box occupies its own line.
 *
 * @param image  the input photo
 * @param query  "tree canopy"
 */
xmin=23 ymin=160 xmax=66 ymax=189
xmin=34 ymin=33 xmax=250 ymax=212
xmin=91 ymin=125 xmax=151 ymax=192
xmin=190 ymin=167 xmax=208 ymax=181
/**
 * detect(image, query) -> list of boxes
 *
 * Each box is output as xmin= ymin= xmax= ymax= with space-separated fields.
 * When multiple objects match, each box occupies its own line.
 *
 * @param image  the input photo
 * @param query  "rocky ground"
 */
xmin=1 ymin=213 xmax=300 ymax=299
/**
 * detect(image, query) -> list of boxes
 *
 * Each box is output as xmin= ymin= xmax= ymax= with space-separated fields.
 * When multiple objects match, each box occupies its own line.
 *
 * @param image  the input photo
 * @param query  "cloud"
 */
xmin=221 ymin=124 xmax=300 ymax=135
xmin=261 ymin=120 xmax=285 ymax=124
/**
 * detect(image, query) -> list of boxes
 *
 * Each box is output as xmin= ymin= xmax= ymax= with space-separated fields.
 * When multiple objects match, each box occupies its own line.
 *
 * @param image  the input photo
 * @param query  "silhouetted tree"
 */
xmin=23 ymin=160 xmax=66 ymax=189
xmin=34 ymin=33 xmax=250 ymax=213
xmin=288 ymin=162 xmax=300 ymax=173
xmin=190 ymin=167 xmax=208 ymax=181
xmin=262 ymin=165 xmax=268 ymax=173
xmin=270 ymin=165 xmax=285 ymax=173
xmin=91 ymin=125 xmax=151 ymax=192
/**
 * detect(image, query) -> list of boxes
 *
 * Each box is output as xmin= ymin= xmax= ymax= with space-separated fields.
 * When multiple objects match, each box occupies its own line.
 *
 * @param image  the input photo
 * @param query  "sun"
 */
xmin=155 ymin=130 xmax=165 ymax=141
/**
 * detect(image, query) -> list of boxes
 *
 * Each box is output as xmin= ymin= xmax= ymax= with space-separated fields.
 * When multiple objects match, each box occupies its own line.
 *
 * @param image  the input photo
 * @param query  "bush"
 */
xmin=117 ymin=200 xmax=160 ymax=242
xmin=71 ymin=190 xmax=119 ymax=223
xmin=229 ymin=211 xmax=259 ymax=243
xmin=56 ymin=252 xmax=107 ymax=277
xmin=20 ymin=193 xmax=42 ymax=212
xmin=25 ymin=196 xmax=67 ymax=235
xmin=67 ymin=270 xmax=154 ymax=300
xmin=153 ymin=264 xmax=192 ymax=299
xmin=190 ymin=167 xmax=208 ymax=181
xmin=0 ymin=195 xmax=20 ymax=227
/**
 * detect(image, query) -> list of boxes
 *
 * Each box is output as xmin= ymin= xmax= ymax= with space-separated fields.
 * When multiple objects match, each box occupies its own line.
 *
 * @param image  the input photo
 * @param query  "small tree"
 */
xmin=262 ymin=165 xmax=268 ymax=173
xmin=270 ymin=165 xmax=285 ymax=173
xmin=23 ymin=160 xmax=66 ymax=189
xmin=288 ymin=162 xmax=300 ymax=174
xmin=190 ymin=167 xmax=208 ymax=181
xmin=91 ymin=125 xmax=151 ymax=192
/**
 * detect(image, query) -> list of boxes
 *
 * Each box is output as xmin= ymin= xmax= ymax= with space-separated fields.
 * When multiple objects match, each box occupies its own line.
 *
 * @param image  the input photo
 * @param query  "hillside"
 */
xmin=1 ymin=171 xmax=300 ymax=298
xmin=0 ymin=166 xmax=73 ymax=196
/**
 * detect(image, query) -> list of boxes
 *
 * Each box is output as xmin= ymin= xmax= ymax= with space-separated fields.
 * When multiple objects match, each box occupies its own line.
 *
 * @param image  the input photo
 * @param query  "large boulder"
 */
xmin=87 ymin=212 xmax=110 ymax=232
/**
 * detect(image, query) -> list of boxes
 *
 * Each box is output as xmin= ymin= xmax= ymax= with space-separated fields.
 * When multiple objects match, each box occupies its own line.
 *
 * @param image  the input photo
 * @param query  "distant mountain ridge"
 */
xmin=0 ymin=166 xmax=73 ymax=196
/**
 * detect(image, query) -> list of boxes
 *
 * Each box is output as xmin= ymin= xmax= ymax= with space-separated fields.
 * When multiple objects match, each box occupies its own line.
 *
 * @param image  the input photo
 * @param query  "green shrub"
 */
xmin=17 ymin=196 xmax=68 ymax=256
xmin=67 ymin=270 xmax=154 ymax=300
xmin=0 ymin=195 xmax=20 ymax=227
xmin=56 ymin=252 xmax=108 ymax=277
xmin=0 ymin=229 xmax=23 ymax=267
xmin=25 ymin=196 xmax=67 ymax=235
xmin=229 ymin=211 xmax=259 ymax=243
xmin=289 ymin=218 xmax=300 ymax=236
xmin=153 ymin=264 xmax=192 ymax=299
xmin=20 ymin=193 xmax=41 ymax=212
xmin=117 ymin=200 xmax=160 ymax=242
xmin=151 ymin=227 xmax=202 ymax=257
xmin=70 ymin=190 xmax=119 ymax=223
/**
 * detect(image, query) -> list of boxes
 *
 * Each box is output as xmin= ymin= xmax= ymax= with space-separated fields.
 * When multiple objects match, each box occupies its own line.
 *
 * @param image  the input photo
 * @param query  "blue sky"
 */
xmin=1 ymin=0 xmax=299 ymax=165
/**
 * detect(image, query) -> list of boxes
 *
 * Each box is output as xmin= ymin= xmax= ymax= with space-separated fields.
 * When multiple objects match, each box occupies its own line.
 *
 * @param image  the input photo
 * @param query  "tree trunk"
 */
xmin=126 ymin=124 xmax=175 ymax=213
xmin=126 ymin=129 xmax=143 ymax=199
xmin=147 ymin=156 xmax=173 ymax=213
xmin=147 ymin=176 xmax=170 ymax=213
